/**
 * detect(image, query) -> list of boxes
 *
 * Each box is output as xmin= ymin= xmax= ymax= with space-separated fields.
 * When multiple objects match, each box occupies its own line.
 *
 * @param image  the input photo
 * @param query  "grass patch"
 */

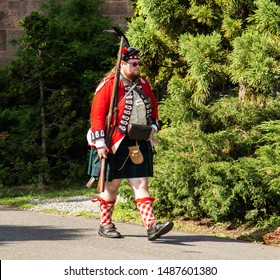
xmin=75 ymin=211 xmax=97 ymax=219
xmin=113 ymin=202 xmax=142 ymax=225
xmin=0 ymin=184 xmax=97 ymax=207
xmin=0 ymin=196 xmax=34 ymax=208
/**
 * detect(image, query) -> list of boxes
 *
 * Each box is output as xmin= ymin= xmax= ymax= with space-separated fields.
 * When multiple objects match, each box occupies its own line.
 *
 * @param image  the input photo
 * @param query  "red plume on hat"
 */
xmin=122 ymin=48 xmax=128 ymax=55
xmin=121 ymin=47 xmax=140 ymax=61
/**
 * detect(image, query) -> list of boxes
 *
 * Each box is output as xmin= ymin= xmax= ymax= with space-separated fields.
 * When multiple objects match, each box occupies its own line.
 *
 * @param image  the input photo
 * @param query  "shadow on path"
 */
xmin=122 ymin=233 xmax=251 ymax=246
xmin=0 ymin=225 xmax=84 ymax=244
xmin=152 ymin=235 xmax=252 ymax=246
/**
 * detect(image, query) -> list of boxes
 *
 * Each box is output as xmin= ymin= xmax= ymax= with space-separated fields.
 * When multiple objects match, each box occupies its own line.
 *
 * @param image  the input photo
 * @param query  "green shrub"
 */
xmin=151 ymin=97 xmax=280 ymax=224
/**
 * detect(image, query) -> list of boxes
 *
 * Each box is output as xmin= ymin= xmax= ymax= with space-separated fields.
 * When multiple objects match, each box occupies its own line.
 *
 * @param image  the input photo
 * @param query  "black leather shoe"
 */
xmin=147 ymin=221 xmax=174 ymax=241
xmin=98 ymin=223 xmax=122 ymax=238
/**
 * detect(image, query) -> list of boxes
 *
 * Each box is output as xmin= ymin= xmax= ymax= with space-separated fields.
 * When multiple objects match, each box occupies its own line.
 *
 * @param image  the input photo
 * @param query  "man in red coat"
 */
xmin=87 ymin=47 xmax=173 ymax=240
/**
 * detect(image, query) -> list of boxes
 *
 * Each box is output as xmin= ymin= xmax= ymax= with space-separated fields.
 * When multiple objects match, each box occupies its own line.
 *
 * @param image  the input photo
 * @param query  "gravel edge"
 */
xmin=29 ymin=196 xmax=99 ymax=215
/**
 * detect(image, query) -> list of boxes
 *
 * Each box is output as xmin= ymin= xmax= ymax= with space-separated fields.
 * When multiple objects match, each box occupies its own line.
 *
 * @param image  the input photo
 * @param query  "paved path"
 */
xmin=0 ymin=205 xmax=279 ymax=260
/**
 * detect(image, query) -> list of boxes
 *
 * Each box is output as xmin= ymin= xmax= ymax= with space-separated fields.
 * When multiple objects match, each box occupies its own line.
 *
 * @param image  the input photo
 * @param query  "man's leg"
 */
xmin=129 ymin=177 xmax=156 ymax=228
xmin=129 ymin=177 xmax=174 ymax=240
xmin=93 ymin=179 xmax=122 ymax=238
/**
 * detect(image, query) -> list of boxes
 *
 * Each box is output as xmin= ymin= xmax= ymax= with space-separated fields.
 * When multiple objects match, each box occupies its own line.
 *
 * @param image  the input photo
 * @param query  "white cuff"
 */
xmin=94 ymin=138 xmax=106 ymax=148
xmin=151 ymin=124 xmax=158 ymax=133
xmin=87 ymin=129 xmax=94 ymax=146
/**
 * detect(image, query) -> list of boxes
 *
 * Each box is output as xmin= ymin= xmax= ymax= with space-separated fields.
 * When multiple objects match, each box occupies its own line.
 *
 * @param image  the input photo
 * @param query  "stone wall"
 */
xmin=101 ymin=0 xmax=133 ymax=27
xmin=0 ymin=0 xmax=133 ymax=66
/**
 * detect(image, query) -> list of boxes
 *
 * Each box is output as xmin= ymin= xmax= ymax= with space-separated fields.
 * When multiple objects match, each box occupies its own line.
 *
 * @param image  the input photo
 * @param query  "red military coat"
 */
xmin=90 ymin=75 xmax=158 ymax=153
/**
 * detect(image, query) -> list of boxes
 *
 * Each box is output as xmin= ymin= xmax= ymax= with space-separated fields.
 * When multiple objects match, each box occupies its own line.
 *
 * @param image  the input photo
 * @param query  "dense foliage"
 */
xmin=126 ymin=0 xmax=280 ymax=224
xmin=153 ymin=98 xmax=280 ymax=224
xmin=1 ymin=0 xmax=279 ymax=226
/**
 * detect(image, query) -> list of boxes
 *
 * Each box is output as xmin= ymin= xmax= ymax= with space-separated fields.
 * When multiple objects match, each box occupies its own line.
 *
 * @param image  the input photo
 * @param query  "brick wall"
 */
xmin=0 ymin=0 xmax=133 ymax=66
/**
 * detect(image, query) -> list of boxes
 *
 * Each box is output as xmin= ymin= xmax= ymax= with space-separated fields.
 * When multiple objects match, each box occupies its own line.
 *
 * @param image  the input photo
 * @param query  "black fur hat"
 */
xmin=121 ymin=47 xmax=140 ymax=61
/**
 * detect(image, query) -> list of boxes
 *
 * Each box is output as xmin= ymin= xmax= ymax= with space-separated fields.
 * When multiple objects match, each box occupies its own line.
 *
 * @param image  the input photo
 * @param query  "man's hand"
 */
xmin=97 ymin=146 xmax=109 ymax=159
xmin=149 ymin=127 xmax=156 ymax=139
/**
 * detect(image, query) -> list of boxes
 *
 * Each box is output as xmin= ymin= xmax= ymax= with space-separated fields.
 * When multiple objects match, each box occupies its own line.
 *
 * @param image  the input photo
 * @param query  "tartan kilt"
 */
xmin=87 ymin=136 xmax=154 ymax=182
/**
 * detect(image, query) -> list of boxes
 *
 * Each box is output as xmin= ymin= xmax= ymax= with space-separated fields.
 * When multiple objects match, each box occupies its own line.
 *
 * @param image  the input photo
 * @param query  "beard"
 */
xmin=127 ymin=70 xmax=140 ymax=81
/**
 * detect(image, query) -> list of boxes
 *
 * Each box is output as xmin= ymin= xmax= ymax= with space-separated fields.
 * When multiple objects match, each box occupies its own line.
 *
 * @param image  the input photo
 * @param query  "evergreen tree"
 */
xmin=229 ymin=0 xmax=280 ymax=101
xmin=127 ymin=0 xmax=279 ymax=103
xmin=0 ymin=0 xmax=117 ymax=186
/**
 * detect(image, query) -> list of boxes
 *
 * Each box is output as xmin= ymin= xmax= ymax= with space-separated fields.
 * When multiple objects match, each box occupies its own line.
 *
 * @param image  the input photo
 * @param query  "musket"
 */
xmin=96 ymin=35 xmax=125 ymax=192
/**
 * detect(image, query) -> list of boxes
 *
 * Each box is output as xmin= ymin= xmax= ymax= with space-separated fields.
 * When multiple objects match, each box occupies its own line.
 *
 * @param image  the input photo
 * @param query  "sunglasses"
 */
xmin=125 ymin=61 xmax=142 ymax=67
